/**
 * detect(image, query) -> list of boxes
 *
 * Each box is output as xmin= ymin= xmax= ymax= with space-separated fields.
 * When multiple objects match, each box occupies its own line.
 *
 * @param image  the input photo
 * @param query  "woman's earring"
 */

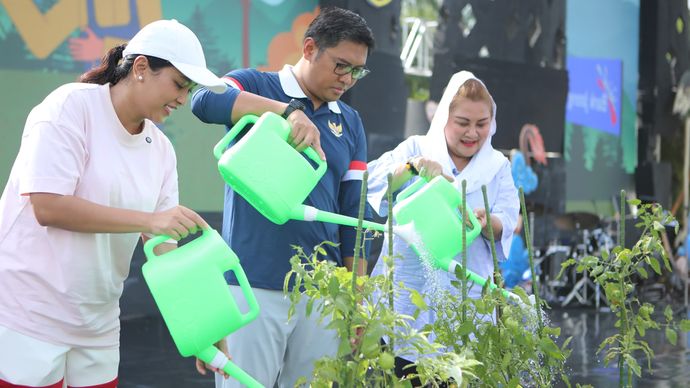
xmin=138 ymin=75 xmax=143 ymax=81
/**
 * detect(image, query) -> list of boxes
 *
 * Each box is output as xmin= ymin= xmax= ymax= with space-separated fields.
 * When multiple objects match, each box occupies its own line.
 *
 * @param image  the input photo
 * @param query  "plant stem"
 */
xmin=481 ymin=185 xmax=502 ymax=320
xmin=617 ymin=190 xmax=630 ymax=387
xmin=387 ymin=173 xmax=395 ymax=352
xmin=351 ymin=171 xmax=368 ymax=294
xmin=619 ymin=190 xmax=626 ymax=249
xmin=461 ymin=180 xmax=468 ymax=326
xmin=346 ymin=171 xmax=368 ymax=384
xmin=520 ymin=187 xmax=543 ymax=333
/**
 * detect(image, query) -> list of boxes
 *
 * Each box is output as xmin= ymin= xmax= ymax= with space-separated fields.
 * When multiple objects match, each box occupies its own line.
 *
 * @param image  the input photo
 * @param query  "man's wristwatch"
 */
xmin=282 ymin=98 xmax=306 ymax=119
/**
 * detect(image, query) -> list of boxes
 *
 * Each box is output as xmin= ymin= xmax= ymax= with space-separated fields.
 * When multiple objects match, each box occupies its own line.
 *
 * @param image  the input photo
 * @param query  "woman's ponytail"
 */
xmin=79 ymin=44 xmax=132 ymax=85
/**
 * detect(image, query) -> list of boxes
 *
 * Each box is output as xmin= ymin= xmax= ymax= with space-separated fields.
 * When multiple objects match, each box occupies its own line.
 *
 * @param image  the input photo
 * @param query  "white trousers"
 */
xmin=215 ymin=286 xmax=338 ymax=388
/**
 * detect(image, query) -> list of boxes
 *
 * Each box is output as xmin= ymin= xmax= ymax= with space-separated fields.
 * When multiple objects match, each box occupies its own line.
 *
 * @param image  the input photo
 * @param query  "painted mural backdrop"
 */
xmin=565 ymin=0 xmax=638 ymax=212
xmin=0 ymin=0 xmax=319 ymax=211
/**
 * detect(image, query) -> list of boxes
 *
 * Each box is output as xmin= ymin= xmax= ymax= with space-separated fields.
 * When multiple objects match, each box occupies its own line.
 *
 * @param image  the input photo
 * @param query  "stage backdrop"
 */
xmin=564 ymin=0 xmax=639 ymax=213
xmin=0 ymin=0 xmax=319 ymax=212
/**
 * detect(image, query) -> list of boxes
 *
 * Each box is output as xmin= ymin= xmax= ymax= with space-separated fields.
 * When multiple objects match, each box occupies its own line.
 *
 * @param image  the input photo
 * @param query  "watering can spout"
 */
xmin=447 ymin=260 xmax=528 ymax=306
xmin=197 ymin=346 xmax=263 ymax=388
xmin=294 ymin=205 xmax=387 ymax=232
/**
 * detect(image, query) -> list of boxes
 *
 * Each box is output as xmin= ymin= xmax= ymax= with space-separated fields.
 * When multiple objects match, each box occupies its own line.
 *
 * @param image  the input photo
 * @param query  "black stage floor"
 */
xmin=118 ymin=306 xmax=690 ymax=387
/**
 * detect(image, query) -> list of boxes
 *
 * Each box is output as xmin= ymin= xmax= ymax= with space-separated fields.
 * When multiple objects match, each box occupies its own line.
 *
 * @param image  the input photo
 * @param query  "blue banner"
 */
xmin=566 ymin=56 xmax=622 ymax=135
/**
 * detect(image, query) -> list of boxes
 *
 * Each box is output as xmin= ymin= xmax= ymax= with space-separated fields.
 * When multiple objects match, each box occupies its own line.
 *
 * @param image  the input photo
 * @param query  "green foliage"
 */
xmin=284 ymin=245 xmax=477 ymax=387
xmin=281 ymin=174 xmax=572 ymax=386
xmin=427 ymin=282 xmax=571 ymax=387
xmin=405 ymin=74 xmax=430 ymax=101
xmin=402 ymin=0 xmax=441 ymax=20
xmin=560 ymin=194 xmax=690 ymax=387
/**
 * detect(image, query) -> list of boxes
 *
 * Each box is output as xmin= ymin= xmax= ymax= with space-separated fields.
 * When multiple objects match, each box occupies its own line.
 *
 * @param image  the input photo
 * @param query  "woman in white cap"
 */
xmin=367 ymin=71 xmax=520 ymax=385
xmin=0 ymin=19 xmax=227 ymax=387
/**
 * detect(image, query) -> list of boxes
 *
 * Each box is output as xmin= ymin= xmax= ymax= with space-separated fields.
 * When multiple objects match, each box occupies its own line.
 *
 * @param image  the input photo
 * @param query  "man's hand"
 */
xmin=286 ymin=109 xmax=326 ymax=160
xmin=195 ymin=338 xmax=231 ymax=378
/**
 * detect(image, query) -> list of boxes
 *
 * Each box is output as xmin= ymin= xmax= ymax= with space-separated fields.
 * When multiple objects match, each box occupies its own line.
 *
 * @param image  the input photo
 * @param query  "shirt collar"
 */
xmin=278 ymin=64 xmax=341 ymax=114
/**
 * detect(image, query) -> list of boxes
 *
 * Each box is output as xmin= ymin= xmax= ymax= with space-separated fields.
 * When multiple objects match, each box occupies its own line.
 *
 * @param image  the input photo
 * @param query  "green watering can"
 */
xmin=213 ymin=113 xmax=484 ymax=254
xmin=143 ymin=229 xmax=263 ymax=388
xmin=391 ymin=176 xmax=527 ymax=300
xmin=393 ymin=175 xmax=482 ymax=270
xmin=393 ymin=177 xmax=525 ymax=303
xmin=213 ymin=112 xmax=386 ymax=231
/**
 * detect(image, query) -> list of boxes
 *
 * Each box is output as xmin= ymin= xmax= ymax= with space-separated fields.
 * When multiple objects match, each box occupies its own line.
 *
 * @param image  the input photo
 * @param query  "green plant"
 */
xmin=424 ymin=186 xmax=571 ymax=387
xmin=284 ymin=173 xmax=478 ymax=387
xmin=285 ymin=247 xmax=478 ymax=387
xmin=405 ymin=74 xmax=431 ymax=101
xmin=559 ymin=191 xmax=690 ymax=387
xmin=425 ymin=282 xmax=571 ymax=387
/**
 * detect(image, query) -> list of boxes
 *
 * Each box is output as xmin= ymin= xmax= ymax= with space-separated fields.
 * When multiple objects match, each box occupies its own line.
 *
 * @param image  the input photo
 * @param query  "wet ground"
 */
xmin=118 ymin=305 xmax=690 ymax=387
xmin=550 ymin=306 xmax=690 ymax=387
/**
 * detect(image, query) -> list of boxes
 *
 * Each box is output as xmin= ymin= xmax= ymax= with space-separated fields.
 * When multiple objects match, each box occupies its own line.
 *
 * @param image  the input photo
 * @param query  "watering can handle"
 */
xmin=230 ymin=264 xmax=261 ymax=325
xmin=395 ymin=176 xmax=427 ymax=202
xmin=213 ymin=115 xmax=260 ymax=160
xmin=143 ymin=234 xmax=174 ymax=260
xmin=460 ymin=204 xmax=482 ymax=239
xmin=143 ymin=228 xmax=214 ymax=260
xmin=302 ymin=146 xmax=327 ymax=176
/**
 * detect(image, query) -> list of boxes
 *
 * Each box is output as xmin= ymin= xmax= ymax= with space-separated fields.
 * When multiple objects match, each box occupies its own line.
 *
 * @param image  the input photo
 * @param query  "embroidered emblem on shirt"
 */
xmin=328 ymin=120 xmax=343 ymax=137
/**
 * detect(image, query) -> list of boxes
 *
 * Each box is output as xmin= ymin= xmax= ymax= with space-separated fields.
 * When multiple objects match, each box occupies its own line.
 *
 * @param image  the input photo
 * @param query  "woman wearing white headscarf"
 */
xmin=367 ymin=71 xmax=520 ymax=378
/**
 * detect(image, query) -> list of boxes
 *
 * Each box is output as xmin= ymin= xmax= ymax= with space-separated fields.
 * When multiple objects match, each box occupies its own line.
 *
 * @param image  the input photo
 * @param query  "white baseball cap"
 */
xmin=123 ymin=19 xmax=227 ymax=94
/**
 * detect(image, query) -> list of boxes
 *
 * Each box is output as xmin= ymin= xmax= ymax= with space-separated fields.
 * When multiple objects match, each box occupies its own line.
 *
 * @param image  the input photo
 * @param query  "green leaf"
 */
xmin=557 ymin=258 xmax=577 ymax=279
xmin=590 ymin=265 xmax=604 ymax=277
xmin=664 ymin=305 xmax=673 ymax=322
xmin=653 ymin=221 xmax=665 ymax=232
xmin=666 ymin=328 xmax=678 ymax=345
xmin=306 ymin=298 xmax=314 ymax=317
xmin=542 ymin=326 xmax=561 ymax=337
xmin=327 ymin=276 xmax=340 ymax=296
xmin=647 ymin=256 xmax=661 ymax=274
xmin=625 ymin=354 xmax=642 ymax=377
xmin=539 ymin=337 xmax=564 ymax=360
xmin=511 ymin=285 xmax=531 ymax=306
xmin=679 ymin=319 xmax=690 ymax=332
xmin=457 ymin=320 xmax=474 ymax=336
xmin=410 ymin=289 xmax=429 ymax=311
xmin=637 ymin=266 xmax=648 ymax=279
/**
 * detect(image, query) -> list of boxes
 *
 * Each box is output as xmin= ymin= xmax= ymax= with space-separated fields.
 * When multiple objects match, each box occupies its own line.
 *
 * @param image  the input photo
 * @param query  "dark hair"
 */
xmin=79 ymin=44 xmax=173 ymax=85
xmin=304 ymin=7 xmax=375 ymax=53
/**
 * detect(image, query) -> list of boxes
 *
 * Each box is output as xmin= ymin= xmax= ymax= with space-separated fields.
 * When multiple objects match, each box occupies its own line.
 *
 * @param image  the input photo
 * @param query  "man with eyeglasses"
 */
xmin=190 ymin=7 xmax=375 ymax=388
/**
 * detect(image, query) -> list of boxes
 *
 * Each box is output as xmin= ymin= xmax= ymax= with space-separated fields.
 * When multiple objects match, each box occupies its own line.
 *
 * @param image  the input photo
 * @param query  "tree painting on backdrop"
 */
xmin=0 ymin=0 xmax=319 ymax=211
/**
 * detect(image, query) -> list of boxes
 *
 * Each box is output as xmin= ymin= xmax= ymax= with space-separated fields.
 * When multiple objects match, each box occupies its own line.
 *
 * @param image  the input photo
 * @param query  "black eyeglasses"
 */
xmin=323 ymin=50 xmax=370 ymax=80
xmin=334 ymin=62 xmax=371 ymax=80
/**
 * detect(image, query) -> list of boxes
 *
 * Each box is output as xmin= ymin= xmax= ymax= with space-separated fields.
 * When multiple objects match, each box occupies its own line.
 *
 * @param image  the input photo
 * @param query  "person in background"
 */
xmin=0 ymin=19 xmax=227 ymax=387
xmin=191 ymin=7 xmax=375 ymax=388
xmin=366 ymin=71 xmax=520 ymax=385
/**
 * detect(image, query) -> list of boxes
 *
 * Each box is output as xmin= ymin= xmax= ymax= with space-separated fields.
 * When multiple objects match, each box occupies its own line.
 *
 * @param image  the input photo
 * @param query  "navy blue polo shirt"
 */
xmin=191 ymin=65 xmax=371 ymax=290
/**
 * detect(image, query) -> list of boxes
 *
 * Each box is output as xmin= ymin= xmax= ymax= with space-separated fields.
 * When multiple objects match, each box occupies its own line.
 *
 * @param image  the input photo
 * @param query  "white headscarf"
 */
xmin=420 ymin=71 xmax=508 ymax=194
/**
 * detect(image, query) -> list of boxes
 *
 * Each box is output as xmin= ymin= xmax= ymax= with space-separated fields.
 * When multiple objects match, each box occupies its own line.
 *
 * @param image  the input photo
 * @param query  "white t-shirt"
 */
xmin=0 ymin=83 xmax=179 ymax=347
